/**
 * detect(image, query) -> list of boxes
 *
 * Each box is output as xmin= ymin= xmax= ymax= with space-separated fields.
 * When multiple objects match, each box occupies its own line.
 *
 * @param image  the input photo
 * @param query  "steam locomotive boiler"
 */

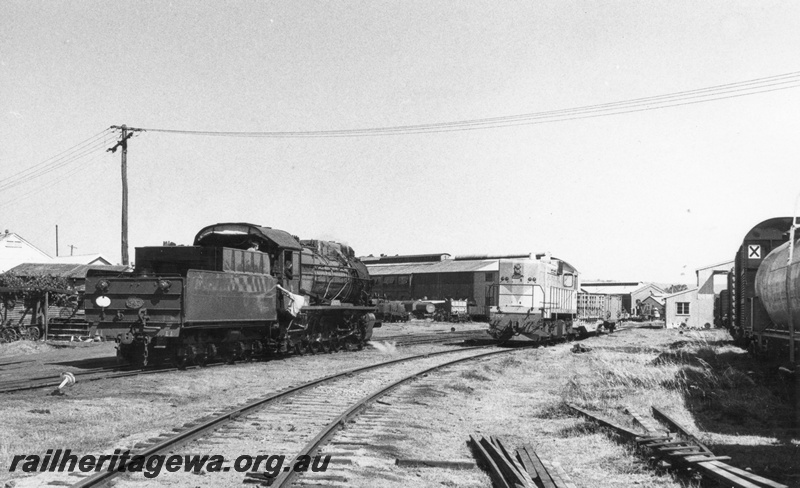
xmin=84 ymin=223 xmax=376 ymax=366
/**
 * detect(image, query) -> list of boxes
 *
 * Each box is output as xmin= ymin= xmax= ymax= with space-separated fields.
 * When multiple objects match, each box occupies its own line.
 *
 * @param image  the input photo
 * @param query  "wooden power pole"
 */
xmin=108 ymin=125 xmax=136 ymax=265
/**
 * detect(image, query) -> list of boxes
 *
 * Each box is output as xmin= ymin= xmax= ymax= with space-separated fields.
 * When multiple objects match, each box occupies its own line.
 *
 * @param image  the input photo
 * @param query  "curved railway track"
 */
xmin=0 ymin=329 xmax=491 ymax=395
xmin=10 ymin=345 xmax=516 ymax=487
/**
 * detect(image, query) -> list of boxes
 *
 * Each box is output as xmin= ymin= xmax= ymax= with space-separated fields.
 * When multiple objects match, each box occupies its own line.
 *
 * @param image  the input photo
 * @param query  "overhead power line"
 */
xmin=0 ymin=129 xmax=115 ymax=193
xmin=128 ymin=71 xmax=800 ymax=138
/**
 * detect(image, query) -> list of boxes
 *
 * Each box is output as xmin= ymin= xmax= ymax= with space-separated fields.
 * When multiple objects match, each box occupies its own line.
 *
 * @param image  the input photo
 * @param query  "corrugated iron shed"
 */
xmin=368 ymin=259 xmax=498 ymax=275
xmin=580 ymin=284 xmax=643 ymax=295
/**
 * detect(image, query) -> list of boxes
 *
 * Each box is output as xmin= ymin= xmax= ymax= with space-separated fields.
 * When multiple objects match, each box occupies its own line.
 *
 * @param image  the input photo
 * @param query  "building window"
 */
xmin=676 ymin=302 xmax=690 ymax=315
xmin=485 ymin=272 xmax=495 ymax=282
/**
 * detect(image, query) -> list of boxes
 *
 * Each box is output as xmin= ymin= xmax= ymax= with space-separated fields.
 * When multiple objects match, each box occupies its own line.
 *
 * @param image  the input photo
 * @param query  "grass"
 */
xmin=1 ymin=326 xmax=797 ymax=487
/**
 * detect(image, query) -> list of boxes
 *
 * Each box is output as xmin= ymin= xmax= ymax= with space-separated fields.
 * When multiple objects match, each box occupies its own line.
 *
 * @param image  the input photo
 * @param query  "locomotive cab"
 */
xmin=194 ymin=223 xmax=302 ymax=294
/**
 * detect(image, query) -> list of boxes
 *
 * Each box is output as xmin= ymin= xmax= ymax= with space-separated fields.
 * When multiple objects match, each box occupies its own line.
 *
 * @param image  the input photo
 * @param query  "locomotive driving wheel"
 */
xmin=329 ymin=337 xmax=340 ymax=352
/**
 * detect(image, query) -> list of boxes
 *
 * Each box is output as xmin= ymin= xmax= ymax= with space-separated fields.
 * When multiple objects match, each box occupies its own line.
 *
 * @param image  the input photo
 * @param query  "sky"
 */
xmin=2 ymin=1 xmax=800 ymax=284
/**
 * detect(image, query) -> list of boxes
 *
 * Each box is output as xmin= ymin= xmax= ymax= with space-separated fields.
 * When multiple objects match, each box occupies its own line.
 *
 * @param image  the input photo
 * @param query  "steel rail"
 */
xmin=269 ymin=347 xmax=514 ymax=487
xmin=71 ymin=344 xmax=503 ymax=488
xmin=0 ymin=366 xmax=182 ymax=394
xmin=0 ymin=366 xmax=121 ymax=387
xmin=1 ymin=333 xmax=485 ymax=394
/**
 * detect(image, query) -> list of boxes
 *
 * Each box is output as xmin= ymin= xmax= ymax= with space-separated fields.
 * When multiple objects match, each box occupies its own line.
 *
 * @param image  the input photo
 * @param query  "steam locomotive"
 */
xmin=84 ymin=223 xmax=377 ymax=367
xmin=722 ymin=217 xmax=799 ymax=363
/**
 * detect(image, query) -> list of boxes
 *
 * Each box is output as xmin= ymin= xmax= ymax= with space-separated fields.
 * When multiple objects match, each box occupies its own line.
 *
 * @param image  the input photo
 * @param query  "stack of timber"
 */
xmin=468 ymin=434 xmax=576 ymax=488
xmin=568 ymin=404 xmax=787 ymax=488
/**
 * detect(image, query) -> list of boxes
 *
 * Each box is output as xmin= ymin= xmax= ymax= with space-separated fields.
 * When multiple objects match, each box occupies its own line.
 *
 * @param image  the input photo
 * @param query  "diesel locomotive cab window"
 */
xmin=563 ymin=273 xmax=574 ymax=288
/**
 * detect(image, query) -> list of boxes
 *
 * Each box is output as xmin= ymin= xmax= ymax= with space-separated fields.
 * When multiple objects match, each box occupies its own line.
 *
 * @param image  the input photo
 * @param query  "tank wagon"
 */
xmin=487 ymin=257 xmax=580 ymax=342
xmin=84 ymin=223 xmax=376 ymax=367
xmin=403 ymin=300 xmax=437 ymax=319
xmin=722 ymin=217 xmax=799 ymax=363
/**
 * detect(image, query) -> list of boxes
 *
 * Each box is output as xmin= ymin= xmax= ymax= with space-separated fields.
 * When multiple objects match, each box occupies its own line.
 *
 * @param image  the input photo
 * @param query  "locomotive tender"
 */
xmin=723 ymin=217 xmax=799 ymax=363
xmin=84 ymin=223 xmax=376 ymax=366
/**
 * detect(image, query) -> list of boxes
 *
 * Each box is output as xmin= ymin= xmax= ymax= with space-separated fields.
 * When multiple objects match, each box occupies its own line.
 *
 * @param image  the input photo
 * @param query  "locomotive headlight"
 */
xmin=96 ymin=280 xmax=110 ymax=292
xmin=158 ymin=279 xmax=172 ymax=291
xmin=95 ymin=296 xmax=111 ymax=308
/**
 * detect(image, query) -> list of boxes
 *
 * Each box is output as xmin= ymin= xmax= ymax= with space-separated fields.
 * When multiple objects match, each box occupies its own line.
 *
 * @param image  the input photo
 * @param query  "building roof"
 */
xmin=581 ymin=283 xmax=644 ymax=295
xmin=642 ymin=295 xmax=665 ymax=305
xmin=0 ymin=231 xmax=53 ymax=273
xmin=695 ymin=260 xmax=734 ymax=272
xmin=367 ymin=259 xmax=499 ymax=276
xmin=6 ymin=262 xmax=129 ymax=279
xmin=632 ymin=283 xmax=666 ymax=295
xmin=51 ymin=254 xmax=113 ymax=265
xmin=0 ymin=232 xmax=51 ymax=258
xmin=361 ymin=253 xmax=451 ymax=264
xmin=581 ymin=281 xmax=643 ymax=286
xmin=663 ymin=287 xmax=699 ymax=300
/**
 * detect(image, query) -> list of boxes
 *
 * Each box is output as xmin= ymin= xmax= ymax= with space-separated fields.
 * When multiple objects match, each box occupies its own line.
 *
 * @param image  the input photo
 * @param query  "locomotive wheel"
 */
xmin=206 ymin=343 xmax=218 ymax=361
xmin=329 ymin=338 xmax=340 ymax=352
xmin=309 ymin=341 xmax=321 ymax=354
xmin=294 ymin=342 xmax=307 ymax=355
xmin=321 ymin=341 xmax=331 ymax=353
xmin=196 ymin=354 xmax=207 ymax=367
xmin=174 ymin=353 xmax=188 ymax=370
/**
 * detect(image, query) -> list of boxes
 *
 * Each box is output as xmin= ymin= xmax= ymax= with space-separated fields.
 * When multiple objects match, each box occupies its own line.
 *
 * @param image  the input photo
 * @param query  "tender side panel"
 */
xmin=183 ymin=270 xmax=277 ymax=325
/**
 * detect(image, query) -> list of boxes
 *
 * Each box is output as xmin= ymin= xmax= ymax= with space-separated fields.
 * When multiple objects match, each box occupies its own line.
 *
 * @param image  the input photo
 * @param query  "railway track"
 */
xmin=11 ymin=345 xmax=516 ymax=487
xmin=0 ymin=330 xmax=491 ymax=395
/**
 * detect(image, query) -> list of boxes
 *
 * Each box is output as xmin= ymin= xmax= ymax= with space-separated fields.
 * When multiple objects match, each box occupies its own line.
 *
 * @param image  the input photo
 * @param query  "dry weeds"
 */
xmin=1 ymin=325 xmax=798 ymax=487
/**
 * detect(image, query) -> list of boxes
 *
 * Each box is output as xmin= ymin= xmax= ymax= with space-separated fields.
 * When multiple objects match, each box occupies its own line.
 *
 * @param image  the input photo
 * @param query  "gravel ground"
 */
xmin=2 ymin=323 xmax=797 ymax=487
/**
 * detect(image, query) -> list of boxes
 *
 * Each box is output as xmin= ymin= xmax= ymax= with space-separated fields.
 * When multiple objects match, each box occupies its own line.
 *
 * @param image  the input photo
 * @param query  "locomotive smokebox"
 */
xmin=755 ymin=238 xmax=800 ymax=336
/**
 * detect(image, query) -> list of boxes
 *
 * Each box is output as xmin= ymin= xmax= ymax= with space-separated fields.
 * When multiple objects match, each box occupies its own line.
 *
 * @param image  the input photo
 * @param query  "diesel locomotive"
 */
xmin=722 ymin=217 xmax=799 ymax=364
xmin=84 ymin=223 xmax=377 ymax=367
xmin=487 ymin=256 xmax=581 ymax=342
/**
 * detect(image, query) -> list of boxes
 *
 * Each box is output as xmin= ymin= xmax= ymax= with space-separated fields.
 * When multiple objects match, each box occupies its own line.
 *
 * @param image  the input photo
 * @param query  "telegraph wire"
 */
xmin=0 ymin=129 xmax=113 ymax=189
xmin=0 ymin=133 xmax=115 ymax=210
xmin=128 ymin=71 xmax=800 ymax=138
xmin=0 ymin=149 xmax=110 ymax=209
xmin=0 ymin=131 xmax=114 ymax=193
xmin=0 ymin=129 xmax=112 ymax=184
xmin=3 ymin=71 xmax=799 ymax=194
